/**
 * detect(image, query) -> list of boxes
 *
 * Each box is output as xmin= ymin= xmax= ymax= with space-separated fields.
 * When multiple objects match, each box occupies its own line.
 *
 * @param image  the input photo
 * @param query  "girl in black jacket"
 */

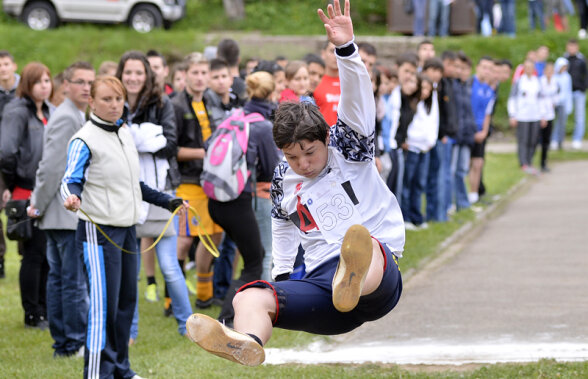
xmin=0 ymin=62 xmax=53 ymax=329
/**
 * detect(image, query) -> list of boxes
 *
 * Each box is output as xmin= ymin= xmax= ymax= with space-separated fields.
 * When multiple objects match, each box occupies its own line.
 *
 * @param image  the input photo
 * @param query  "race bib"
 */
xmin=302 ymin=171 xmax=362 ymax=243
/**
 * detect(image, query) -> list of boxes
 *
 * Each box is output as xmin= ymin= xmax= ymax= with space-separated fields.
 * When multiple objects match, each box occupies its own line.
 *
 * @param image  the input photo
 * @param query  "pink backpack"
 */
xmin=201 ymin=110 xmax=265 ymax=202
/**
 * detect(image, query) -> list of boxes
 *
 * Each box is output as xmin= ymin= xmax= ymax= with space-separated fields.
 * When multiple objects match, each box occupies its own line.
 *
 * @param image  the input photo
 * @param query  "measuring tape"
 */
xmin=78 ymin=205 xmax=220 ymax=257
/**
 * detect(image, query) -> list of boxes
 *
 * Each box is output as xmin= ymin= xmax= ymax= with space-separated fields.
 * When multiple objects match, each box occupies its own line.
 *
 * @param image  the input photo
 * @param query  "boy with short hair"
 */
xmin=185 ymin=0 xmax=404 ymax=366
xmin=172 ymin=53 xmax=224 ymax=309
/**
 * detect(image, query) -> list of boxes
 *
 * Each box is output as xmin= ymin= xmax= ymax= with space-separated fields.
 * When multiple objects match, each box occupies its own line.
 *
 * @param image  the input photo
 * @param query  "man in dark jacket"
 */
xmin=28 ymin=61 xmax=94 ymax=357
xmin=564 ymin=39 xmax=588 ymax=149
xmin=449 ymin=52 xmax=477 ymax=211
xmin=0 ymin=50 xmax=19 ymax=279
xmin=171 ymin=52 xmax=223 ymax=309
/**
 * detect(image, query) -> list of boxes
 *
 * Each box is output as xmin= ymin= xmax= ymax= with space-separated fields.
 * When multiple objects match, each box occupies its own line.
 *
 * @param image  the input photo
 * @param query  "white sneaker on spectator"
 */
xmin=468 ymin=192 xmax=479 ymax=204
xmin=572 ymin=140 xmax=582 ymax=150
xmin=447 ymin=204 xmax=456 ymax=216
xmin=404 ymin=222 xmax=418 ymax=231
xmin=579 ymin=29 xmax=587 ymax=39
xmin=418 ymin=222 xmax=429 ymax=230
xmin=75 ymin=346 xmax=84 ymax=358
xmin=549 ymin=141 xmax=558 ymax=151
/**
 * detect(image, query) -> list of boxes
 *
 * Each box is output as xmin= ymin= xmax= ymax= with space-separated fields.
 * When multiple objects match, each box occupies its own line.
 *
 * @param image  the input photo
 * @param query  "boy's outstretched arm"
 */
xmin=317 ymin=0 xmax=353 ymax=47
xmin=320 ymin=0 xmax=376 ymax=161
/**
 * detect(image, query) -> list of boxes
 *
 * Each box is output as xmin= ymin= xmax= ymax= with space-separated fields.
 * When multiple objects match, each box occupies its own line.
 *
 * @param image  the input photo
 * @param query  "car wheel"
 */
xmin=22 ymin=1 xmax=59 ymax=31
xmin=128 ymin=4 xmax=163 ymax=33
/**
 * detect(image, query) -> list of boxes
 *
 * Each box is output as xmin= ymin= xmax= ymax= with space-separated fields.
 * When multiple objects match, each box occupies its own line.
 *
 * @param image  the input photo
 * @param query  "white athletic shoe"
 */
xmin=572 ymin=140 xmax=582 ymax=150
xmin=332 ymin=224 xmax=373 ymax=313
xmin=579 ymin=29 xmax=587 ymax=39
xmin=185 ymin=313 xmax=265 ymax=366
xmin=404 ymin=221 xmax=418 ymax=231
xmin=549 ymin=141 xmax=558 ymax=151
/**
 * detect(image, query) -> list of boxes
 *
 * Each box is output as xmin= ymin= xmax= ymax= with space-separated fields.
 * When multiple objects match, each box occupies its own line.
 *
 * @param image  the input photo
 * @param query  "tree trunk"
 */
xmin=223 ymin=0 xmax=245 ymax=21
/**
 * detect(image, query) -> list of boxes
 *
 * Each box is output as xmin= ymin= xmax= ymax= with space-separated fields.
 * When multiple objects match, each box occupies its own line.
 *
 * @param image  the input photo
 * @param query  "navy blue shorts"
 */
xmin=238 ymin=240 xmax=402 ymax=335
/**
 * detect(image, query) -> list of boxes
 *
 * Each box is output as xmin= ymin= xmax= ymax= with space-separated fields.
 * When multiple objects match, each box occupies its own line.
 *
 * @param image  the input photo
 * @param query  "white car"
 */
xmin=3 ymin=0 xmax=186 ymax=33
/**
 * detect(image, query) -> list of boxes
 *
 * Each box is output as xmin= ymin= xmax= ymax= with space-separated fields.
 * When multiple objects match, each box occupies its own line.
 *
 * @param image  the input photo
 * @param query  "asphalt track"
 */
xmin=265 ymin=158 xmax=588 ymax=366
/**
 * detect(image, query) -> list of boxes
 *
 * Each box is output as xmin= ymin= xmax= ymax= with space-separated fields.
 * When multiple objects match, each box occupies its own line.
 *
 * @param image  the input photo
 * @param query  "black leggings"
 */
xmin=208 ymin=191 xmax=264 ymax=323
xmin=19 ymin=225 xmax=48 ymax=319
xmin=539 ymin=120 xmax=553 ymax=169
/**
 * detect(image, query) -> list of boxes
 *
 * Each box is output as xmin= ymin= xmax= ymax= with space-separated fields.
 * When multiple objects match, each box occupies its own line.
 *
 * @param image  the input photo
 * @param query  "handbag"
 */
xmin=5 ymin=199 xmax=33 ymax=241
xmin=403 ymin=0 xmax=414 ymax=14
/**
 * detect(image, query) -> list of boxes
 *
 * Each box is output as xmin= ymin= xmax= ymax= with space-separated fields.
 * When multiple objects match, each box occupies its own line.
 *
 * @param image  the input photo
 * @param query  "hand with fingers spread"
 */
xmin=317 ymin=0 xmax=354 ymax=47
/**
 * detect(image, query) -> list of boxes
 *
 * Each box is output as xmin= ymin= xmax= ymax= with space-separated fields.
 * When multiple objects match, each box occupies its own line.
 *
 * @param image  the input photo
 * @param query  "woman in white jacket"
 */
xmin=539 ymin=62 xmax=558 ymax=172
xmin=507 ymin=59 xmax=547 ymax=174
xmin=401 ymin=75 xmax=439 ymax=229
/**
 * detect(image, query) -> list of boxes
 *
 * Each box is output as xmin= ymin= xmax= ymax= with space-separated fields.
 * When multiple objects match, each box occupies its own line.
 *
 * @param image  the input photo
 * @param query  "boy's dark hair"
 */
xmin=275 ymin=55 xmax=287 ymax=61
xmin=441 ymin=50 xmax=457 ymax=62
xmin=0 ymin=50 xmax=15 ymax=61
xmin=63 ymin=61 xmax=94 ymax=81
xmin=252 ymin=60 xmax=284 ymax=75
xmin=422 ymin=57 xmax=444 ymax=72
xmin=457 ymin=51 xmax=472 ymax=67
xmin=273 ymin=102 xmax=329 ymax=149
xmin=357 ymin=42 xmax=377 ymax=57
xmin=303 ymin=53 xmax=325 ymax=68
xmin=417 ymin=39 xmax=434 ymax=50
xmin=209 ymin=58 xmax=229 ymax=72
xmin=478 ymin=55 xmax=493 ymax=65
xmin=567 ymin=38 xmax=579 ymax=45
xmin=217 ymin=39 xmax=240 ymax=67
xmin=498 ymin=58 xmax=513 ymax=69
xmin=396 ymin=52 xmax=418 ymax=68
xmin=146 ymin=49 xmax=167 ymax=66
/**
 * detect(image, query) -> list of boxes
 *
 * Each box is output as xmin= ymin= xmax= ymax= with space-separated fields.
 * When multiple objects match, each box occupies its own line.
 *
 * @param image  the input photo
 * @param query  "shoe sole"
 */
xmin=332 ymin=224 xmax=373 ymax=313
xmin=186 ymin=313 xmax=265 ymax=366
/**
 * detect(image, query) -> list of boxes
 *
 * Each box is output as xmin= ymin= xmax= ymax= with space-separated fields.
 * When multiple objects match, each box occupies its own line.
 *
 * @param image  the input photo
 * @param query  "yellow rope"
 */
xmin=78 ymin=206 xmax=220 ymax=258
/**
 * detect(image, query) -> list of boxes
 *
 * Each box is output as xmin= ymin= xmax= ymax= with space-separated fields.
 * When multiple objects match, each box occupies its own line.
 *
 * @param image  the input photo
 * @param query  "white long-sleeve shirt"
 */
xmin=507 ymin=74 xmax=547 ymax=122
xmin=406 ymin=90 xmax=439 ymax=153
xmin=270 ymin=43 xmax=405 ymax=279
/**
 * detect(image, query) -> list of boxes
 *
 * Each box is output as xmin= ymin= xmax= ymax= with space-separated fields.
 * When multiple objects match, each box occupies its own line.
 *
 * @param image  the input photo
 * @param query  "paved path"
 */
xmin=266 ymin=160 xmax=588 ymax=365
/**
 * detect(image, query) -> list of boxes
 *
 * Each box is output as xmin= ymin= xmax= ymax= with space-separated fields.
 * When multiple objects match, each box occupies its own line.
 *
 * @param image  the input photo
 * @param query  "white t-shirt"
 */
xmin=270 ymin=45 xmax=405 ymax=279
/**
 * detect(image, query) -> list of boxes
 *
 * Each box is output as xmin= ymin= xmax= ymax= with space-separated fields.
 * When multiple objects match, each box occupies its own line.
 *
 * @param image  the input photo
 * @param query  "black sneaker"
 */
xmin=0 ymin=258 xmax=5 ymax=279
xmin=195 ymin=298 xmax=213 ymax=309
xmin=36 ymin=315 xmax=49 ymax=331
xmin=24 ymin=314 xmax=48 ymax=330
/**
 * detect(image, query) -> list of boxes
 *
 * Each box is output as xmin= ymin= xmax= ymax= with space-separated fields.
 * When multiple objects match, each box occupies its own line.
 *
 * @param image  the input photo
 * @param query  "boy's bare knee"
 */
xmin=233 ymin=287 xmax=276 ymax=314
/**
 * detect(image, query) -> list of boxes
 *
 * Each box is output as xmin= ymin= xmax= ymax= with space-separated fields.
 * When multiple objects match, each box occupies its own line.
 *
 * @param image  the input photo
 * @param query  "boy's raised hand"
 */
xmin=317 ymin=0 xmax=353 ymax=47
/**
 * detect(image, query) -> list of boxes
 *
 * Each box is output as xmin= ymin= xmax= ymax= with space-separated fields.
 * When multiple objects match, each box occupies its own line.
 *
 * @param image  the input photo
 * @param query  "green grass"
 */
xmin=2 ymin=151 xmax=588 ymax=378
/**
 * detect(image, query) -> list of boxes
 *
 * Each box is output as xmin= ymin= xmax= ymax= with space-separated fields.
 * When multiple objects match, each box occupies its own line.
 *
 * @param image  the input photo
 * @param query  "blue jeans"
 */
xmin=45 ymin=229 xmax=88 ymax=355
xmin=253 ymin=196 xmax=273 ymax=282
xmin=413 ymin=0 xmax=427 ymax=36
xmin=572 ymin=90 xmax=586 ymax=143
xmin=551 ymin=105 xmax=568 ymax=145
xmin=428 ymin=0 xmax=450 ymax=36
xmin=499 ymin=0 xmax=516 ymax=35
xmin=213 ymin=234 xmax=236 ymax=300
xmin=528 ymin=0 xmax=545 ymax=31
xmin=131 ymin=235 xmax=192 ymax=337
xmin=386 ymin=148 xmax=405 ymax=206
xmin=450 ymin=144 xmax=471 ymax=210
xmin=426 ymin=140 xmax=451 ymax=222
xmin=401 ymin=150 xmax=430 ymax=225
xmin=442 ymin=139 xmax=454 ymax=215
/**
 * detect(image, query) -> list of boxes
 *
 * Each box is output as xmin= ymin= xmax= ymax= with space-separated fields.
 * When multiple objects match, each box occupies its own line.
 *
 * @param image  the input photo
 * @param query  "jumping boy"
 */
xmin=185 ymin=0 xmax=404 ymax=366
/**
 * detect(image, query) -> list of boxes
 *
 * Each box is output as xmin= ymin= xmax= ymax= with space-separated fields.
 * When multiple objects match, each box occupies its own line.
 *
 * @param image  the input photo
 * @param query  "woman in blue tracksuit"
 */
xmin=61 ymin=76 xmax=184 ymax=379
